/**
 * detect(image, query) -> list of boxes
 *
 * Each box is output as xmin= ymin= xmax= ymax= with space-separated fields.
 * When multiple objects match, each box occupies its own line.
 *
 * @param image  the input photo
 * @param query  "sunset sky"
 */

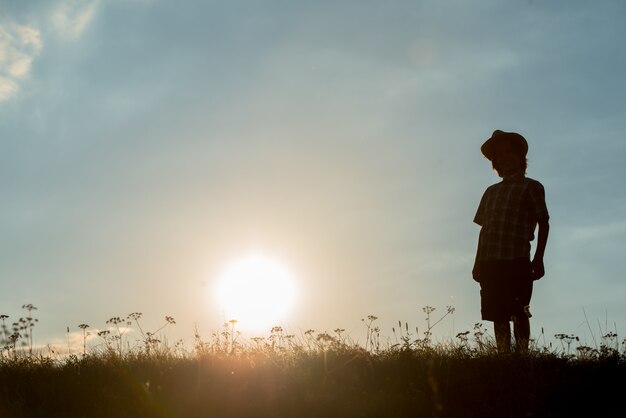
xmin=1 ymin=0 xmax=625 ymax=350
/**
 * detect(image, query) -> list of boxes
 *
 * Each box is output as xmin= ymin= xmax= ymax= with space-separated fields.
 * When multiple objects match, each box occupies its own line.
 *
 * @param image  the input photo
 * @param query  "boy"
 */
xmin=472 ymin=130 xmax=550 ymax=353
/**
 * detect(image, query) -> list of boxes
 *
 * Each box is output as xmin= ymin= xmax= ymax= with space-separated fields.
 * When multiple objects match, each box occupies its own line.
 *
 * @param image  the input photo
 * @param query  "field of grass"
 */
xmin=2 ymin=307 xmax=626 ymax=418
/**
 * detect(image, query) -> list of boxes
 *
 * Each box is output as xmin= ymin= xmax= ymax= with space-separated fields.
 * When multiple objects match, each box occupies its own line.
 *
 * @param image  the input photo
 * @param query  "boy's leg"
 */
xmin=513 ymin=315 xmax=530 ymax=352
xmin=494 ymin=320 xmax=511 ymax=353
xmin=512 ymin=258 xmax=533 ymax=353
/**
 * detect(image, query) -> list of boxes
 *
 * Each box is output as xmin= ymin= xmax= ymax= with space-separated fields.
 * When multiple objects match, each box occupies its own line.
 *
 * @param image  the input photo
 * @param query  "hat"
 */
xmin=481 ymin=130 xmax=528 ymax=161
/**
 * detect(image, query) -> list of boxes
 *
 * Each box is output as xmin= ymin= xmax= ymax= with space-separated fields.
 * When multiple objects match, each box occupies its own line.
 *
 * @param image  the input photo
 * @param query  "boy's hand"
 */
xmin=531 ymin=258 xmax=545 ymax=280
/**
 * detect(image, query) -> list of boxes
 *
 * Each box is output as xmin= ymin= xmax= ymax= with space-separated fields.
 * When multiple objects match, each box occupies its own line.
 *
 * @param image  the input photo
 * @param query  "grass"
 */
xmin=1 ymin=305 xmax=626 ymax=418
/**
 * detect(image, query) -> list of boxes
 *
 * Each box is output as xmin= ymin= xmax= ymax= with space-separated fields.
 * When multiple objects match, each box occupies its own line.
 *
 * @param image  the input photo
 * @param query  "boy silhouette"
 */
xmin=473 ymin=130 xmax=550 ymax=353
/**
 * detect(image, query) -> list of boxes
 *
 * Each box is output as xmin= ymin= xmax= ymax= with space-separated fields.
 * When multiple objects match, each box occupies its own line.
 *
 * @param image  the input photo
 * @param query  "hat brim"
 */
xmin=481 ymin=131 xmax=528 ymax=161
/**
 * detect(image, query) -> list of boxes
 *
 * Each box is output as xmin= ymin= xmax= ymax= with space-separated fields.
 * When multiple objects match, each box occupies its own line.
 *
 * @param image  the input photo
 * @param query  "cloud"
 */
xmin=6 ymin=52 xmax=34 ymax=78
xmin=0 ymin=22 xmax=42 ymax=101
xmin=14 ymin=24 xmax=43 ymax=52
xmin=0 ymin=76 xmax=18 ymax=101
xmin=0 ymin=0 xmax=101 ymax=102
xmin=52 ymin=0 xmax=99 ymax=40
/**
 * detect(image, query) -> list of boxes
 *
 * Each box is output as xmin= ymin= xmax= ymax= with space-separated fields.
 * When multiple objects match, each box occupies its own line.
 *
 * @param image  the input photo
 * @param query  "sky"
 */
xmin=1 ymin=0 xmax=625 ymax=352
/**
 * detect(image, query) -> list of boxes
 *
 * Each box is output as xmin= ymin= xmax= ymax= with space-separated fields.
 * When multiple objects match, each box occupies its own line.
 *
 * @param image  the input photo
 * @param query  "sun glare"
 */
xmin=215 ymin=254 xmax=297 ymax=332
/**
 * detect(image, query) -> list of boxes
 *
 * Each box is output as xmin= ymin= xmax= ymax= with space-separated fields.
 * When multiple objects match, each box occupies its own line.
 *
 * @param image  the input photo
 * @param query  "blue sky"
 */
xmin=1 ymin=0 xmax=625 ymax=351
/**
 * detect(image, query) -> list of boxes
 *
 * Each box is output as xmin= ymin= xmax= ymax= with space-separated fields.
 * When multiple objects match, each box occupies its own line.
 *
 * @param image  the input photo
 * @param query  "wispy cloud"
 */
xmin=0 ymin=76 xmax=18 ymax=101
xmin=14 ymin=24 xmax=43 ymax=52
xmin=0 ymin=0 xmax=101 ymax=102
xmin=52 ymin=0 xmax=99 ymax=40
xmin=0 ymin=22 xmax=42 ymax=101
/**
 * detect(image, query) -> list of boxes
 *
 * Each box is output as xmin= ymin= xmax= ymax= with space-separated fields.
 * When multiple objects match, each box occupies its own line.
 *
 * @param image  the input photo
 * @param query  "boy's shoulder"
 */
xmin=523 ymin=176 xmax=545 ymax=189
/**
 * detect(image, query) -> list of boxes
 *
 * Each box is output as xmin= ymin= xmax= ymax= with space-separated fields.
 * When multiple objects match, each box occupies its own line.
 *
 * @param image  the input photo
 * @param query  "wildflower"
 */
xmin=127 ymin=312 xmax=142 ymax=321
xmin=251 ymin=337 xmax=265 ymax=344
xmin=576 ymin=346 xmax=593 ymax=354
xmin=316 ymin=332 xmax=335 ymax=343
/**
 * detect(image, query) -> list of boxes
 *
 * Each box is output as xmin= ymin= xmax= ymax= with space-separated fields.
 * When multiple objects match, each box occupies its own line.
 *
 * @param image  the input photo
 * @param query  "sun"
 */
xmin=215 ymin=254 xmax=297 ymax=332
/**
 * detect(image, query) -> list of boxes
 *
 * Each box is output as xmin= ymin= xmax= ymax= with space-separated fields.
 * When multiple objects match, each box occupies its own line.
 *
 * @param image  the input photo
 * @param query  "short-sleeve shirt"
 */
xmin=474 ymin=174 xmax=549 ymax=261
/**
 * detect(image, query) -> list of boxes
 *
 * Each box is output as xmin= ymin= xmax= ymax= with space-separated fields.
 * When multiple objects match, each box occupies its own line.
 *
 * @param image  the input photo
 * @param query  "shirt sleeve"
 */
xmin=529 ymin=181 xmax=549 ymax=221
xmin=473 ymin=192 xmax=487 ymax=226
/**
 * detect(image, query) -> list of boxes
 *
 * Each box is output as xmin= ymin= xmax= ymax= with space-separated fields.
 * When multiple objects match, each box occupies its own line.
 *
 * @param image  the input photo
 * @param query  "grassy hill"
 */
xmin=2 ymin=327 xmax=625 ymax=418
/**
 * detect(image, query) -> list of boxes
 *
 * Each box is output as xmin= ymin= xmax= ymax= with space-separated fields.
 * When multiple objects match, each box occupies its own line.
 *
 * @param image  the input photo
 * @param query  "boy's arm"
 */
xmin=472 ymin=228 xmax=483 ymax=283
xmin=472 ymin=192 xmax=487 ymax=282
xmin=531 ymin=219 xmax=550 ymax=280
xmin=472 ymin=248 xmax=480 ymax=282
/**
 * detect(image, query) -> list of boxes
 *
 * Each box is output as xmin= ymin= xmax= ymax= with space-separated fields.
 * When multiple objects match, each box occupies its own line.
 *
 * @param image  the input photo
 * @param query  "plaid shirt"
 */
xmin=474 ymin=174 xmax=549 ymax=261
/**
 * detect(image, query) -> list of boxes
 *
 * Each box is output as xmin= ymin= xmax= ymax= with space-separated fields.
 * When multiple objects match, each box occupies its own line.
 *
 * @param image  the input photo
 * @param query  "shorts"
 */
xmin=478 ymin=258 xmax=533 ymax=322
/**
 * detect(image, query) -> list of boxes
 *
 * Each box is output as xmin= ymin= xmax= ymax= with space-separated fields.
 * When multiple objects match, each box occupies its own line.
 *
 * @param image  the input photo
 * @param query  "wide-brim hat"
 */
xmin=481 ymin=130 xmax=528 ymax=161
